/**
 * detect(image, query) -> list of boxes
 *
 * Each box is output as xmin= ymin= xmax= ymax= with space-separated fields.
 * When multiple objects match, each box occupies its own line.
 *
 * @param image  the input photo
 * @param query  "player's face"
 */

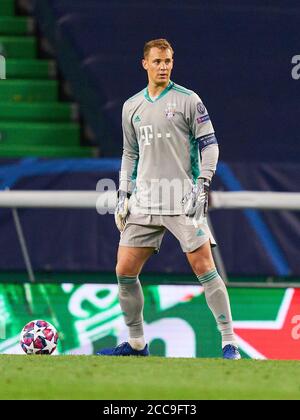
xmin=143 ymin=48 xmax=174 ymax=86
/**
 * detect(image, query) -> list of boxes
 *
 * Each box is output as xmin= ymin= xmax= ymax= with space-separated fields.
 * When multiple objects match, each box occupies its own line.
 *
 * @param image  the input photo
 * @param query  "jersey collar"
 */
xmin=144 ymin=81 xmax=174 ymax=103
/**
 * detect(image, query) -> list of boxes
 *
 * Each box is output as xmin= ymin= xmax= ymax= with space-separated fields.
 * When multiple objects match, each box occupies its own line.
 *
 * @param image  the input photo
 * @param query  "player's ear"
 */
xmin=142 ymin=59 xmax=148 ymax=71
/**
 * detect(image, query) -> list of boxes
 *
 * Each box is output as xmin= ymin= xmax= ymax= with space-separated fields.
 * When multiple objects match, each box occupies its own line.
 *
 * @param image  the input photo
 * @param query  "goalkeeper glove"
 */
xmin=115 ymin=190 xmax=131 ymax=232
xmin=182 ymin=177 xmax=210 ymax=225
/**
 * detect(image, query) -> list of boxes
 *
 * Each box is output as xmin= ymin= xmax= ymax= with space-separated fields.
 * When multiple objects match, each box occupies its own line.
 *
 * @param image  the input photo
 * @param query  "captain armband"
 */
xmin=197 ymin=133 xmax=218 ymax=151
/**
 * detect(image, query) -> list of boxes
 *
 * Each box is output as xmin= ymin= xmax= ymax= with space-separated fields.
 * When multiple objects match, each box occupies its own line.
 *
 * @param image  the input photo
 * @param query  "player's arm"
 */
xmin=195 ymin=141 xmax=219 ymax=218
xmin=183 ymin=94 xmax=219 ymax=221
xmin=116 ymin=103 xmax=139 ymax=232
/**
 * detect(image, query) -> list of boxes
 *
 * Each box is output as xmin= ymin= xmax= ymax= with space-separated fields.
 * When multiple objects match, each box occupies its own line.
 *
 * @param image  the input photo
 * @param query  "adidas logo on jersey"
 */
xmin=134 ymin=115 xmax=141 ymax=123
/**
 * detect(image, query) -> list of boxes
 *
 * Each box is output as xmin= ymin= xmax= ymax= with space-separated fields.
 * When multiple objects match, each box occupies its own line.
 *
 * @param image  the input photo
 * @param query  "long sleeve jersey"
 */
xmin=120 ymin=81 xmax=218 ymax=215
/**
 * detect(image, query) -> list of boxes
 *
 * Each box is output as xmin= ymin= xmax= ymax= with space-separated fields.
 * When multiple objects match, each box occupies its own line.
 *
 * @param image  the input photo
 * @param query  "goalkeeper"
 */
xmin=97 ymin=39 xmax=240 ymax=360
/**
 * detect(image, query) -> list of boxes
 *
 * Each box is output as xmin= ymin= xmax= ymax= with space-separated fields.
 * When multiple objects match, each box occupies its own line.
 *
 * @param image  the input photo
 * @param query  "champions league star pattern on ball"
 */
xmin=20 ymin=320 xmax=59 ymax=355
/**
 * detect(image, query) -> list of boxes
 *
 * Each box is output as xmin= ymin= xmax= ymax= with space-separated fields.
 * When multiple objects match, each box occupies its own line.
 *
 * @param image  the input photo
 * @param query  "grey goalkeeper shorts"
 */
xmin=119 ymin=213 xmax=216 ymax=253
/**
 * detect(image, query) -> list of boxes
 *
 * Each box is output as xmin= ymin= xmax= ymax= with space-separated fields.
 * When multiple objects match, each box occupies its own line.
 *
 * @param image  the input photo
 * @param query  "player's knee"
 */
xmin=192 ymin=259 xmax=214 ymax=276
xmin=116 ymin=262 xmax=139 ymax=277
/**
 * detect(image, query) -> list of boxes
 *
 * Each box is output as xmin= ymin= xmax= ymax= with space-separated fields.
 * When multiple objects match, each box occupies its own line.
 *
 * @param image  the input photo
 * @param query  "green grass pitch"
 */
xmin=0 ymin=355 xmax=300 ymax=400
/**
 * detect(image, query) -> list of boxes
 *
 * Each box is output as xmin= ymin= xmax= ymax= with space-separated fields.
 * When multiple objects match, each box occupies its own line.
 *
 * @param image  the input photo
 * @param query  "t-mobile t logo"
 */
xmin=139 ymin=125 xmax=153 ymax=146
xmin=0 ymin=55 xmax=6 ymax=80
xmin=139 ymin=125 xmax=171 ymax=145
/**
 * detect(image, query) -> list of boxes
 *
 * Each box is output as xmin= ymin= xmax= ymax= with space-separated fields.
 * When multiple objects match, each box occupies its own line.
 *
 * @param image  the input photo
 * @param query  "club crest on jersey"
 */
xmin=165 ymin=103 xmax=176 ymax=119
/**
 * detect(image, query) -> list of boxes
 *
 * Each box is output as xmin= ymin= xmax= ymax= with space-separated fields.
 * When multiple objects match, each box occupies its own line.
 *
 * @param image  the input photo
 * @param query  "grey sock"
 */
xmin=117 ymin=275 xmax=144 ymax=339
xmin=197 ymin=269 xmax=236 ymax=346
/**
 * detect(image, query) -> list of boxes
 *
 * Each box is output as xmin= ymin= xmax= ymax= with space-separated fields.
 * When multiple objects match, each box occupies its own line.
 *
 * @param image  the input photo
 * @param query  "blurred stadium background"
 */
xmin=0 ymin=0 xmax=300 ymax=360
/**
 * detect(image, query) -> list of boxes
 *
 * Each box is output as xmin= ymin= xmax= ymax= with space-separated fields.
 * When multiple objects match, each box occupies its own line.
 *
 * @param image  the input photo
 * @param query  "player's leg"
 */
xmin=97 ymin=214 xmax=165 ymax=356
xmin=163 ymin=215 xmax=240 ymax=359
xmin=186 ymin=241 xmax=240 ymax=359
xmin=97 ymin=245 xmax=154 ymax=356
xmin=116 ymin=245 xmax=154 ymax=351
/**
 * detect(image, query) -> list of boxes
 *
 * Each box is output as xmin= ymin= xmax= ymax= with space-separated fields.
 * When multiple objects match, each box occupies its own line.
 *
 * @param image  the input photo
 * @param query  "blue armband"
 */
xmin=197 ymin=133 xmax=218 ymax=151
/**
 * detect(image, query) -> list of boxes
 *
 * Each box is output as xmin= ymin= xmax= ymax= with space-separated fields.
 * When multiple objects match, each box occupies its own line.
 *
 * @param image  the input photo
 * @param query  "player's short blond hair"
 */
xmin=143 ymin=39 xmax=174 ymax=58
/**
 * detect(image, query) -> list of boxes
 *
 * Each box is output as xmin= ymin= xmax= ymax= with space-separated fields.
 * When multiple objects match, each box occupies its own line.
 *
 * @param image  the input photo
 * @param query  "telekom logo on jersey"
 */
xmin=139 ymin=125 xmax=171 ymax=145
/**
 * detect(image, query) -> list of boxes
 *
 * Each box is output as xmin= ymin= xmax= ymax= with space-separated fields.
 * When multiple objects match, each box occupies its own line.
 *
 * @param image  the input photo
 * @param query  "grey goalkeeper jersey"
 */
xmin=120 ymin=81 xmax=216 ymax=215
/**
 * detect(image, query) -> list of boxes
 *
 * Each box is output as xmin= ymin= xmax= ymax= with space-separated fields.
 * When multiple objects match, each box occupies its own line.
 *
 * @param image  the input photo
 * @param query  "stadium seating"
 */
xmin=0 ymin=0 xmax=15 ymax=16
xmin=0 ymin=1 xmax=299 ymax=279
xmin=0 ymin=0 xmax=94 ymax=158
xmin=34 ymin=0 xmax=299 ymax=160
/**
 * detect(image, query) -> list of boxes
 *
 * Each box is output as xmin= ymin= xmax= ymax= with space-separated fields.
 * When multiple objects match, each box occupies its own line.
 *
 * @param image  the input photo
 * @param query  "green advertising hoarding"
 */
xmin=0 ymin=283 xmax=299 ymax=359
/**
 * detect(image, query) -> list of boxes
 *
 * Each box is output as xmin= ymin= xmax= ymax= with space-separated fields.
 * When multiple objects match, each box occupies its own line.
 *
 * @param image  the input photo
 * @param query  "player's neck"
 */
xmin=147 ymin=80 xmax=170 ymax=99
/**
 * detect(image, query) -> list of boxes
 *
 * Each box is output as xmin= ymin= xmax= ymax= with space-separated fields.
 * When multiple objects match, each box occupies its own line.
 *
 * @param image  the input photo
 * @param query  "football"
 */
xmin=20 ymin=320 xmax=59 ymax=355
